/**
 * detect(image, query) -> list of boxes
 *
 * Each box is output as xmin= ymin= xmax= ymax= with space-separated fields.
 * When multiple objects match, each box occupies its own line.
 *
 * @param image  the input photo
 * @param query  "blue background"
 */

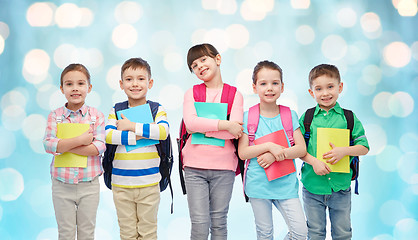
xmin=0 ymin=0 xmax=417 ymax=239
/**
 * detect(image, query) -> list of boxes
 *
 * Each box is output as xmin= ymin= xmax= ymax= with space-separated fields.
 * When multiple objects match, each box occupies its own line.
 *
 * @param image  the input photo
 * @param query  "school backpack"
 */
xmin=302 ymin=107 xmax=360 ymax=194
xmin=241 ymin=103 xmax=294 ymax=201
xmin=177 ymin=83 xmax=245 ymax=195
xmin=102 ymin=100 xmax=174 ymax=212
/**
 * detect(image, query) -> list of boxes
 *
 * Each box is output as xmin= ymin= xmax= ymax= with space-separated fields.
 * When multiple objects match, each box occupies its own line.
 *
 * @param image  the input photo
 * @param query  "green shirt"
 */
xmin=299 ymin=102 xmax=369 ymax=195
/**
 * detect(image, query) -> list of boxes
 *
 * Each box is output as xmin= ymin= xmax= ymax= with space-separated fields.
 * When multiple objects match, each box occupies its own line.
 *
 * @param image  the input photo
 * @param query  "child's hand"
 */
xmin=136 ymin=135 xmax=145 ymax=140
xmin=323 ymin=142 xmax=347 ymax=165
xmin=227 ymin=121 xmax=244 ymax=139
xmin=78 ymin=127 xmax=94 ymax=146
xmin=117 ymin=114 xmax=136 ymax=132
xmin=268 ymin=143 xmax=286 ymax=161
xmin=312 ymin=158 xmax=332 ymax=175
xmin=257 ymin=152 xmax=275 ymax=168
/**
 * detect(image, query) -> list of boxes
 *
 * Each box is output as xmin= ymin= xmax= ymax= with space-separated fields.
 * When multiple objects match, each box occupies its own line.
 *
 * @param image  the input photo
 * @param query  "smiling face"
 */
xmin=120 ymin=66 xmax=153 ymax=106
xmin=309 ymin=75 xmax=343 ymax=112
xmin=60 ymin=70 xmax=92 ymax=111
xmin=253 ymin=68 xmax=284 ymax=104
xmin=190 ymin=55 xmax=221 ymax=82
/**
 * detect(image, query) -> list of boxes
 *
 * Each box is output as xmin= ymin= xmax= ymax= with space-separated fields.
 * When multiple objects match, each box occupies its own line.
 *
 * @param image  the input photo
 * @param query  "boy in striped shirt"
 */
xmin=105 ymin=58 xmax=169 ymax=240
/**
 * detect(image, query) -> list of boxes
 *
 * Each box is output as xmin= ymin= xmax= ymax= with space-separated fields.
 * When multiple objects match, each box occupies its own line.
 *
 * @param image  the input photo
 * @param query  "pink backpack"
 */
xmin=242 ymin=104 xmax=294 ymax=201
xmin=177 ymin=83 xmax=242 ymax=195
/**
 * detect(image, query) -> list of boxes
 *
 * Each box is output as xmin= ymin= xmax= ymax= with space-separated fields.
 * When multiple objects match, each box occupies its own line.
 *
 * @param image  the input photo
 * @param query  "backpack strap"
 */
xmin=114 ymin=101 xmax=129 ymax=117
xmin=193 ymin=83 xmax=206 ymax=102
xmin=279 ymin=105 xmax=294 ymax=146
xmin=303 ymin=107 xmax=316 ymax=147
xmin=247 ymin=104 xmax=260 ymax=145
xmin=221 ymin=83 xmax=236 ymax=116
xmin=55 ymin=107 xmax=65 ymax=124
xmin=343 ymin=109 xmax=354 ymax=144
xmin=87 ymin=107 xmax=97 ymax=126
xmin=343 ymin=108 xmax=360 ymax=195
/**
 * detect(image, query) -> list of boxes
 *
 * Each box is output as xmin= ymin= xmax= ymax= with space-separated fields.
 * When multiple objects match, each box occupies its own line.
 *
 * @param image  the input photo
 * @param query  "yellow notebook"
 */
xmin=54 ymin=123 xmax=90 ymax=168
xmin=317 ymin=128 xmax=350 ymax=173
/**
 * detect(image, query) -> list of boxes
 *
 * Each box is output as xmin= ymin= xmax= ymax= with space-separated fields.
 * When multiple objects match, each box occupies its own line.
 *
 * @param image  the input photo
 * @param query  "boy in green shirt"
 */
xmin=299 ymin=64 xmax=369 ymax=239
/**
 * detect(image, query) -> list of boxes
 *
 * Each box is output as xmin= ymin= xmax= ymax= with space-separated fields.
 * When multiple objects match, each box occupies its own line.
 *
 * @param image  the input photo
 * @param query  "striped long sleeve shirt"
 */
xmin=105 ymin=102 xmax=169 ymax=188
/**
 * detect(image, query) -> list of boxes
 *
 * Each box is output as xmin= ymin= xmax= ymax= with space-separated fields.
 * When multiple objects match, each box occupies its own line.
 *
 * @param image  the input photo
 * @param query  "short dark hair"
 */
xmin=252 ymin=60 xmax=283 ymax=84
xmin=121 ymin=58 xmax=151 ymax=79
xmin=60 ymin=63 xmax=90 ymax=86
xmin=187 ymin=43 xmax=219 ymax=72
xmin=309 ymin=64 xmax=340 ymax=88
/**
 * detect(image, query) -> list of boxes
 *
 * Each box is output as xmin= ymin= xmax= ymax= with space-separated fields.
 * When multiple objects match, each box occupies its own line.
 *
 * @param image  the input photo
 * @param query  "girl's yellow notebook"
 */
xmin=317 ymin=128 xmax=350 ymax=173
xmin=54 ymin=123 xmax=90 ymax=168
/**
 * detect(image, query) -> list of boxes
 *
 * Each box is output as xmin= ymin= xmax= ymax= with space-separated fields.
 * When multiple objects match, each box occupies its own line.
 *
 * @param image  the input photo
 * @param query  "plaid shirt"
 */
xmin=43 ymin=104 xmax=106 ymax=184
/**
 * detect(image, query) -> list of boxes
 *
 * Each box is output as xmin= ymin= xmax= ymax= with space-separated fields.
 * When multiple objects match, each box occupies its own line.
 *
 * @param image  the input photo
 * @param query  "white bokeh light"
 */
xmin=337 ymin=7 xmax=357 ymax=28
xmin=106 ymin=65 xmax=122 ymax=90
xmin=360 ymin=12 xmax=382 ymax=39
xmin=1 ymin=105 xmax=26 ymax=131
xmin=202 ymin=0 xmax=221 ymax=10
xmin=85 ymin=90 xmax=102 ymax=109
xmin=383 ymin=41 xmax=411 ymax=68
xmin=0 ymin=168 xmax=24 ymax=201
xmin=376 ymin=145 xmax=402 ymax=172
xmin=0 ymin=36 xmax=4 ymax=55
xmin=253 ymin=41 xmax=274 ymax=60
xmin=36 ymin=84 xmax=60 ymax=111
xmin=158 ymin=84 xmax=184 ymax=110
xmin=397 ymin=0 xmax=418 ymax=16
xmin=321 ymin=35 xmax=348 ymax=61
xmin=23 ymin=49 xmax=50 ymax=80
xmin=26 ymin=2 xmax=55 ymax=27
xmin=79 ymin=8 xmax=94 ymax=27
xmin=291 ymin=0 xmax=310 ymax=9
xmin=411 ymin=41 xmax=418 ymax=60
xmin=54 ymin=44 xmax=77 ymax=69
xmin=217 ymin=0 xmax=238 ymax=15
xmin=379 ymin=200 xmax=409 ymax=226
xmin=163 ymin=52 xmax=183 ymax=72
xmin=22 ymin=114 xmax=46 ymax=141
xmin=240 ymin=0 xmax=274 ymax=21
xmin=115 ymin=1 xmax=142 ymax=24
xmin=1 ymin=90 xmax=27 ymax=110
xmin=235 ymin=68 xmax=254 ymax=96
xmin=372 ymin=92 xmax=392 ymax=118
xmin=398 ymin=152 xmax=418 ymax=184
xmin=388 ymin=91 xmax=414 ymax=117
xmin=399 ymin=132 xmax=418 ymax=153
xmin=55 ymin=3 xmax=82 ymax=28
xmin=204 ymin=28 xmax=229 ymax=53
xmin=363 ymin=123 xmax=387 ymax=156
xmin=0 ymin=127 xmax=16 ymax=159
xmin=150 ymin=31 xmax=177 ymax=55
xmin=0 ymin=22 xmax=10 ymax=39
xmin=191 ymin=29 xmax=207 ymax=46
xmin=49 ymin=89 xmax=67 ymax=110
xmin=362 ymin=64 xmax=382 ymax=86
xmin=295 ymin=25 xmax=315 ymax=45
xmin=112 ymin=24 xmax=137 ymax=49
xmin=226 ymin=24 xmax=249 ymax=49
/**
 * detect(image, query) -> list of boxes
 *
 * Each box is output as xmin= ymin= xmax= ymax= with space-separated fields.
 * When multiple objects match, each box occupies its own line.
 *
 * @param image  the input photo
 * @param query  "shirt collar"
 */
xmin=314 ymin=102 xmax=343 ymax=115
xmin=63 ymin=104 xmax=88 ymax=118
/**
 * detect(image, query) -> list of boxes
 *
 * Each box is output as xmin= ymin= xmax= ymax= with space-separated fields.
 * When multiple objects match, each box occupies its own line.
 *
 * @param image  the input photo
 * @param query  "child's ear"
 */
xmin=308 ymin=88 xmax=314 ymax=98
xmin=60 ymin=85 xmax=64 ymax=94
xmin=119 ymin=80 xmax=123 ymax=90
xmin=338 ymin=82 xmax=343 ymax=93
xmin=252 ymin=83 xmax=257 ymax=94
xmin=215 ymin=54 xmax=221 ymax=66
xmin=148 ymin=79 xmax=154 ymax=89
xmin=88 ymin=84 xmax=92 ymax=93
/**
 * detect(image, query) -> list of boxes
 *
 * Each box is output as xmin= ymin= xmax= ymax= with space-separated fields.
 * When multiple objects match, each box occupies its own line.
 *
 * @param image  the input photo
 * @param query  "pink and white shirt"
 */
xmin=43 ymin=104 xmax=106 ymax=184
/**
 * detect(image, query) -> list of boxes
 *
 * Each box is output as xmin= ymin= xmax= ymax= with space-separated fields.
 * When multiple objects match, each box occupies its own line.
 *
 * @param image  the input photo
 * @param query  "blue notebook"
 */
xmin=191 ymin=102 xmax=227 ymax=147
xmin=116 ymin=103 xmax=159 ymax=152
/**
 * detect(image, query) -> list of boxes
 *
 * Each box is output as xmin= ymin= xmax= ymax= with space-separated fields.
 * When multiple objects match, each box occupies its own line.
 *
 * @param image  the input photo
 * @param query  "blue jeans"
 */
xmin=184 ymin=167 xmax=235 ymax=240
xmin=249 ymin=198 xmax=308 ymax=240
xmin=302 ymin=187 xmax=352 ymax=240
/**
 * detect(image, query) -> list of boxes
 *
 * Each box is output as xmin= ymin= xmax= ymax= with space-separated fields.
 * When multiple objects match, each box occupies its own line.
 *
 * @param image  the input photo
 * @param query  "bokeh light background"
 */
xmin=0 ymin=0 xmax=417 ymax=239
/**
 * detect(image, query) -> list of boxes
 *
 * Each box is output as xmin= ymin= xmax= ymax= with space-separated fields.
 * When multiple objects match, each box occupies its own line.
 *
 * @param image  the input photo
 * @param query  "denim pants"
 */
xmin=249 ymin=197 xmax=308 ymax=240
xmin=184 ymin=167 xmax=235 ymax=240
xmin=302 ymin=187 xmax=352 ymax=240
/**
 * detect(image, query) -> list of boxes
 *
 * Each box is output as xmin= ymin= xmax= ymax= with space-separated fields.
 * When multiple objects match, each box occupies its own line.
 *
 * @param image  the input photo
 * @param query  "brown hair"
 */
xmin=187 ymin=43 xmax=219 ymax=72
xmin=121 ymin=57 xmax=151 ymax=79
xmin=60 ymin=63 xmax=90 ymax=86
xmin=308 ymin=64 xmax=340 ymax=88
xmin=252 ymin=60 xmax=283 ymax=84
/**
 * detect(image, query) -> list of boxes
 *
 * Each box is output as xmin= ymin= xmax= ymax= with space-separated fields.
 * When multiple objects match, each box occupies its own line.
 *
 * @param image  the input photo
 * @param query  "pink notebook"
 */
xmin=254 ymin=129 xmax=296 ymax=181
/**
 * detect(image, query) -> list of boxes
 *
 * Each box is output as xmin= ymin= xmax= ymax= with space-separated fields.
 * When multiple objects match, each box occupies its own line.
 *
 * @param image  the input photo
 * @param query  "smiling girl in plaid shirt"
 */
xmin=43 ymin=63 xmax=105 ymax=240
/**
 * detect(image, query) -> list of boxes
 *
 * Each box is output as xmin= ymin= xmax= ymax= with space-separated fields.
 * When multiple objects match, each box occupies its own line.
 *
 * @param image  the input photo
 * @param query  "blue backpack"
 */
xmin=302 ymin=107 xmax=360 ymax=194
xmin=102 ymin=100 xmax=173 ymax=212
